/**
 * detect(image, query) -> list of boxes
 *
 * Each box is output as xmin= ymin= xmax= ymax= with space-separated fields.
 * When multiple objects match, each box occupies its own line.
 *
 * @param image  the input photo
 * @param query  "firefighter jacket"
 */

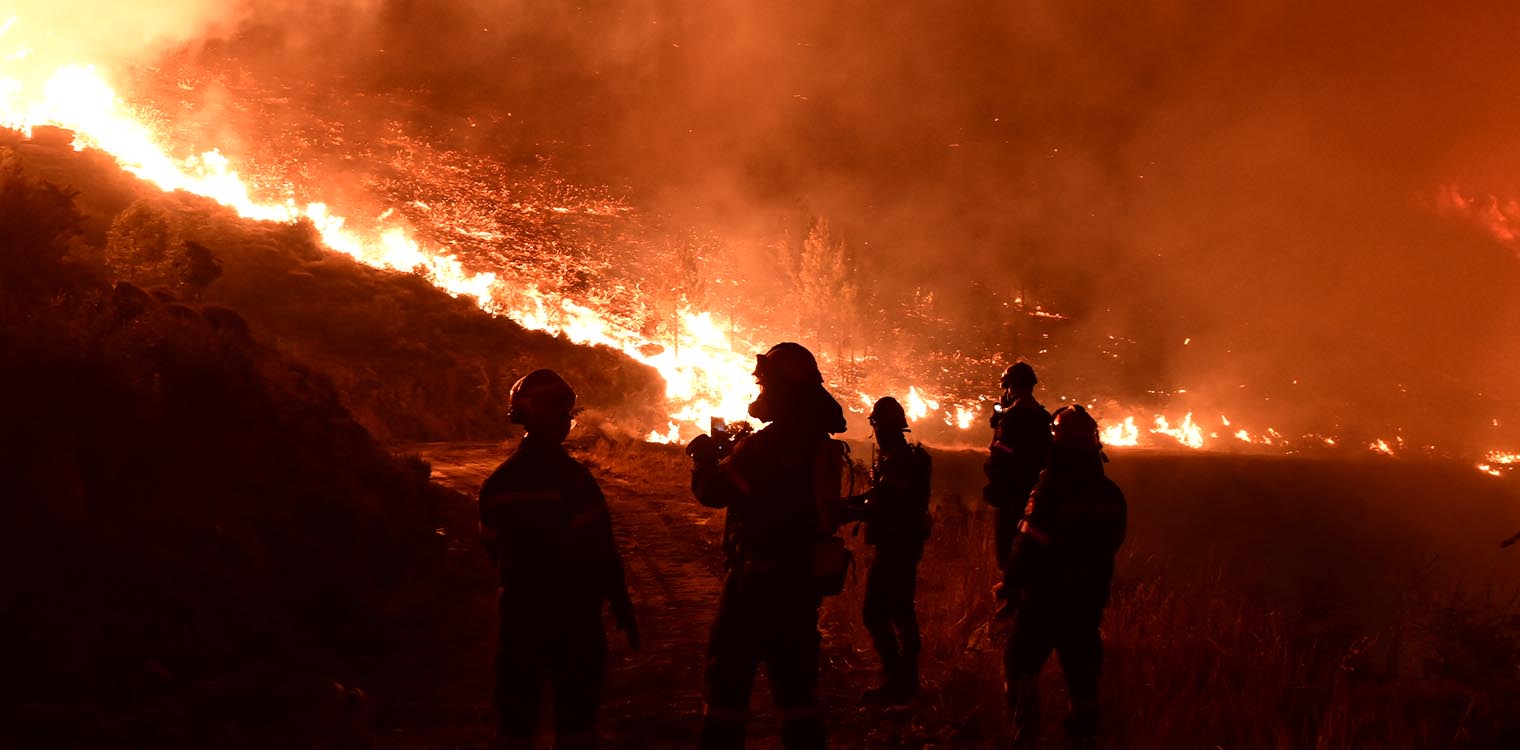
xmin=479 ymin=435 xmax=633 ymax=623
xmin=984 ymin=397 xmax=1053 ymax=510
xmin=1004 ymin=447 xmax=1127 ymax=599
xmin=860 ymin=442 xmax=933 ymax=550
xmin=693 ymin=420 xmax=841 ymax=575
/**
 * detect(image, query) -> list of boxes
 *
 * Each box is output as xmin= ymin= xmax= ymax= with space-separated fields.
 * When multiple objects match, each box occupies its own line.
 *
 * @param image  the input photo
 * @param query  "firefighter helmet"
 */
xmin=1051 ymin=404 xmax=1101 ymax=452
xmin=1001 ymin=362 xmax=1037 ymax=390
xmin=753 ymin=342 xmax=823 ymax=387
xmin=508 ymin=369 xmax=576 ymax=425
xmin=868 ymin=396 xmax=909 ymax=432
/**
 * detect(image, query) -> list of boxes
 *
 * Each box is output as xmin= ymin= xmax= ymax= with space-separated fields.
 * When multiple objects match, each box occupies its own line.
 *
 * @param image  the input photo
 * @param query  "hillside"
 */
xmin=5 ymin=127 xmax=666 ymax=442
xmin=0 ymin=131 xmax=660 ymax=745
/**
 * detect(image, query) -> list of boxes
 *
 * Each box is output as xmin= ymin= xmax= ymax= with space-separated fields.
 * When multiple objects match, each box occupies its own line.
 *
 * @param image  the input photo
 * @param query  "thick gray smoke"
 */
xmin=80 ymin=1 xmax=1520 ymax=450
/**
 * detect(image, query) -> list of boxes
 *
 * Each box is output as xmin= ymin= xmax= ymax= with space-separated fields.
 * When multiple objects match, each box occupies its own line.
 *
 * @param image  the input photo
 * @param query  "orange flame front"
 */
xmin=1 ymin=21 xmax=1510 ymax=471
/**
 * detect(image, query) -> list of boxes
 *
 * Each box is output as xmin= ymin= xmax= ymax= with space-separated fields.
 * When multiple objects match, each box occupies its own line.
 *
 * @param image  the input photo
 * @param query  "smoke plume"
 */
xmin=29 ymin=0 xmax=1520 ymax=450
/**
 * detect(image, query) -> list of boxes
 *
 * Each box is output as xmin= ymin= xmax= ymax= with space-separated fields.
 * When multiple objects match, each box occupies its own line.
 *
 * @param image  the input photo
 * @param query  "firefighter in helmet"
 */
xmin=1000 ymin=405 xmax=1127 ymax=749
xmin=985 ymin=362 xmax=1052 ymax=572
xmin=844 ymin=396 xmax=932 ymax=705
xmin=686 ymin=342 xmax=848 ymax=750
xmin=478 ymin=369 xmax=639 ymax=750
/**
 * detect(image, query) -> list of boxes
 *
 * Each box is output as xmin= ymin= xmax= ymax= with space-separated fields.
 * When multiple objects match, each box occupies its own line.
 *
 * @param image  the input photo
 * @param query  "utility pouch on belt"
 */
xmin=812 ymin=535 xmax=853 ymax=596
xmin=811 ymin=438 xmax=854 ymax=596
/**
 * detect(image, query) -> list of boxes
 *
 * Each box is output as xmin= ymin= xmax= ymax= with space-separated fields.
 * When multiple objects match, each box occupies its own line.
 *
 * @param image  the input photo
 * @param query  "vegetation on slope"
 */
xmin=5 ymin=128 xmax=666 ymax=443
xmin=1 ymin=141 xmax=469 ymax=744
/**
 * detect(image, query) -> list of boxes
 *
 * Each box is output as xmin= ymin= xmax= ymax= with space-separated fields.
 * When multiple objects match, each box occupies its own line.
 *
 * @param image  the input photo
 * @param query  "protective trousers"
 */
xmin=1003 ymin=592 xmax=1106 ymax=742
xmin=700 ymin=568 xmax=825 ymax=750
xmin=862 ymin=546 xmax=921 ymax=686
xmin=994 ymin=506 xmax=1021 ymax=570
xmin=495 ymin=600 xmax=606 ymax=750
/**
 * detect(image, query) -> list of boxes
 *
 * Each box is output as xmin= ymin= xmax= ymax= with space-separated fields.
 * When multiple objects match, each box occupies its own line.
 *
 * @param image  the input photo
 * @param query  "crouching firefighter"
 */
xmin=478 ymin=370 xmax=639 ymax=750
xmin=843 ymin=397 xmax=932 ymax=706
xmin=686 ymin=342 xmax=851 ymax=750
xmin=1000 ymin=405 xmax=1126 ymax=749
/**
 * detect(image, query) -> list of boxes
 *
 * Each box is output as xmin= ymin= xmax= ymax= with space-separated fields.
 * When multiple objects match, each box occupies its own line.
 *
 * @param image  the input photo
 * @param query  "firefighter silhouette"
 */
xmin=985 ymin=362 xmax=1052 ymax=574
xmin=478 ymin=370 xmax=638 ymax=750
xmin=1000 ymin=405 xmax=1127 ymax=749
xmin=843 ymin=396 xmax=932 ymax=706
xmin=687 ymin=342 xmax=848 ymax=750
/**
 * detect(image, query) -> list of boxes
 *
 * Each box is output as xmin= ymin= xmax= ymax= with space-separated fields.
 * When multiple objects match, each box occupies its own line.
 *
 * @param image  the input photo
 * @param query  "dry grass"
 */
xmin=820 ymin=496 xmax=1520 ymax=749
xmin=550 ymin=438 xmax=1520 ymax=749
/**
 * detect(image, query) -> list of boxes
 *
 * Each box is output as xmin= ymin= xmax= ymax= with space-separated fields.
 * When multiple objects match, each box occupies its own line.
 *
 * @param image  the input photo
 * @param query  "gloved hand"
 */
xmin=610 ymin=592 xmax=641 ymax=651
xmin=839 ymin=493 xmax=870 ymax=522
xmin=615 ymin=605 xmax=641 ymax=651
xmin=685 ymin=433 xmax=719 ymax=467
xmin=992 ymin=581 xmax=1019 ymax=620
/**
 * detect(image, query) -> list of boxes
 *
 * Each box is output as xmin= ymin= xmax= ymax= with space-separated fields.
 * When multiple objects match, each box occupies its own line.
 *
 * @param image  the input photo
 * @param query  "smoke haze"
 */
xmin=35 ymin=0 xmax=1520 ymax=449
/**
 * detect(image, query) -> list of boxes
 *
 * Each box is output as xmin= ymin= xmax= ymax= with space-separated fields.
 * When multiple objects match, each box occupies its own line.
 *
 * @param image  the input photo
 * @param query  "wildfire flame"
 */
xmin=1151 ymin=412 xmax=1205 ymax=449
xmin=0 ymin=48 xmax=761 ymax=440
xmin=1477 ymin=450 xmax=1520 ymax=477
xmin=1102 ymin=416 xmax=1140 ymax=447
xmin=3 ymin=21 xmax=1514 ymax=471
xmin=904 ymin=386 xmax=938 ymax=423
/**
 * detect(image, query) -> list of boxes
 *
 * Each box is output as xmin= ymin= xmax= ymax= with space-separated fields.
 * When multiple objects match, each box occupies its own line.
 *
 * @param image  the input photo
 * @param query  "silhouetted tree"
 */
xmin=795 ymin=217 xmax=862 ymax=368
xmin=667 ymin=233 xmax=718 ymax=356
xmin=675 ymin=236 xmax=709 ymax=311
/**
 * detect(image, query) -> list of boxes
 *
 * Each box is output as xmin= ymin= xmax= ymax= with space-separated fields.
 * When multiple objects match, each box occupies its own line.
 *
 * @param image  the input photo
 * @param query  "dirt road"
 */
xmin=376 ymin=439 xmax=896 ymax=749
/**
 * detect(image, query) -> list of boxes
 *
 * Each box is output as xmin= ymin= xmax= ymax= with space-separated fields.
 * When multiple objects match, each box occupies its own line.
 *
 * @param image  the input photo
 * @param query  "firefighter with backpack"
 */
xmin=985 ymin=362 xmax=1053 ymax=574
xmin=686 ymin=342 xmax=850 ymax=750
xmin=844 ymin=397 xmax=933 ymax=706
xmin=1000 ymin=404 xmax=1127 ymax=749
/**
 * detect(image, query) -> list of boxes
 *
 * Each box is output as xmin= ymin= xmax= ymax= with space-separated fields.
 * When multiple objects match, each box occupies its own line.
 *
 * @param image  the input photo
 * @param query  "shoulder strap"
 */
xmin=811 ymin=438 xmax=850 ymax=534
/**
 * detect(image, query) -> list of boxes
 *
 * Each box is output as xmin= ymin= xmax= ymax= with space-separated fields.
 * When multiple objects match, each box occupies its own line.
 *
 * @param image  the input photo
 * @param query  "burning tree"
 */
xmin=785 ymin=217 xmax=863 ymax=378
xmin=667 ymin=232 xmax=713 ymax=357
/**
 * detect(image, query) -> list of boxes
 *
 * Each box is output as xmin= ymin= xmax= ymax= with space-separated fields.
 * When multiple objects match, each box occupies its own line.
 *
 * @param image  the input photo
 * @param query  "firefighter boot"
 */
xmin=875 ymin=645 xmax=918 ymax=705
xmin=862 ymin=648 xmax=905 ymax=705
xmin=902 ymin=651 xmax=920 ymax=695
xmin=1063 ymin=695 xmax=1100 ymax=750
xmin=1007 ymin=676 xmax=1041 ymax=749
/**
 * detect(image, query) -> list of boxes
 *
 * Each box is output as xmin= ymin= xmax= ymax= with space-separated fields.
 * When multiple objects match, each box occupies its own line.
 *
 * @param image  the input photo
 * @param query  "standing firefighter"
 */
xmin=845 ymin=397 xmax=933 ymax=705
xmin=1001 ymin=405 xmax=1127 ymax=749
xmin=478 ymin=370 xmax=639 ymax=750
xmin=985 ymin=362 xmax=1052 ymax=572
xmin=686 ymin=342 xmax=850 ymax=750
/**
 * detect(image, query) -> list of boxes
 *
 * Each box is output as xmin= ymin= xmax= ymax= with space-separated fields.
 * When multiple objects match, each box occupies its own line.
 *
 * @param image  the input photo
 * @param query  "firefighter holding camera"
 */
xmin=686 ymin=342 xmax=849 ymax=750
